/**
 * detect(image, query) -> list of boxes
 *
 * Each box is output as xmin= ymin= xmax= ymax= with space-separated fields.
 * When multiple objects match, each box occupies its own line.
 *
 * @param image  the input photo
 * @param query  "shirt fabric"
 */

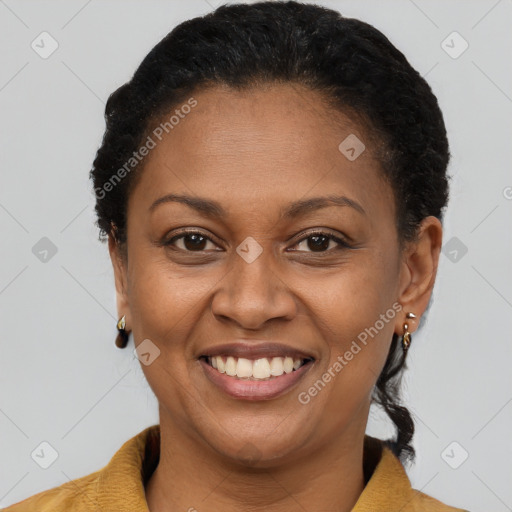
xmin=3 ymin=424 xmax=469 ymax=511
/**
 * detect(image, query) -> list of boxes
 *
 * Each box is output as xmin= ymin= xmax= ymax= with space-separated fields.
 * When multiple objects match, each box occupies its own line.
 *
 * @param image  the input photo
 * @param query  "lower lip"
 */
xmin=199 ymin=358 xmax=314 ymax=401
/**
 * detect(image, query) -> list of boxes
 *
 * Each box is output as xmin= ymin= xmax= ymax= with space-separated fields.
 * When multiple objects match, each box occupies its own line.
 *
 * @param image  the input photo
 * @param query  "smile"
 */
xmin=199 ymin=355 xmax=315 ymax=401
xmin=203 ymin=355 xmax=312 ymax=380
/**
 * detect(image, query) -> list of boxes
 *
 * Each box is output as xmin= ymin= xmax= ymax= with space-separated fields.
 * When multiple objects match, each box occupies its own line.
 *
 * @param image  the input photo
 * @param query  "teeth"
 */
xmin=253 ymin=358 xmax=271 ymax=379
xmin=236 ymin=358 xmax=253 ymax=378
xmin=283 ymin=356 xmax=294 ymax=374
xmin=270 ymin=357 xmax=284 ymax=376
xmin=225 ymin=356 xmax=237 ymax=377
xmin=207 ymin=355 xmax=308 ymax=380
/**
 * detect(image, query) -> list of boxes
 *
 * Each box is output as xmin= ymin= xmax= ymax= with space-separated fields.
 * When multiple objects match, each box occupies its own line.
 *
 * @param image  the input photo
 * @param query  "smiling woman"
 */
xmin=5 ymin=1 xmax=469 ymax=512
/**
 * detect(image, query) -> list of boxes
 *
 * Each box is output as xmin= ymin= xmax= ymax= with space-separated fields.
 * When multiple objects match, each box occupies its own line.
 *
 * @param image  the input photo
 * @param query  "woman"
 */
xmin=4 ymin=1 xmax=469 ymax=511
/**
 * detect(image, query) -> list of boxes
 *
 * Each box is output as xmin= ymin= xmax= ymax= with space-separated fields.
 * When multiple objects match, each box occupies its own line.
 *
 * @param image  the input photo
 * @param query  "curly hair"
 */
xmin=90 ymin=0 xmax=451 ymax=466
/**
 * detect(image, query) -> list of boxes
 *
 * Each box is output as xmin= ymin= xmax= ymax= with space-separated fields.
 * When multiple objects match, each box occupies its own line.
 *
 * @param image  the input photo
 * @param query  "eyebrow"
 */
xmin=149 ymin=193 xmax=366 ymax=218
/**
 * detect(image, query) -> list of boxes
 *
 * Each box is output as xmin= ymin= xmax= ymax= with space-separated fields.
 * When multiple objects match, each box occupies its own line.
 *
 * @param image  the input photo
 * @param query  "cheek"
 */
xmin=308 ymin=248 xmax=399 ymax=400
xmin=126 ymin=258 xmax=205 ymax=410
xmin=127 ymin=253 xmax=210 ymax=343
xmin=316 ymin=246 xmax=399 ymax=335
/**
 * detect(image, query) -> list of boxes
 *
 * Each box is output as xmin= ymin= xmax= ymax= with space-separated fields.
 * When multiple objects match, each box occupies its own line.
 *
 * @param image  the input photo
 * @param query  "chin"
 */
xmin=205 ymin=422 xmax=311 ymax=467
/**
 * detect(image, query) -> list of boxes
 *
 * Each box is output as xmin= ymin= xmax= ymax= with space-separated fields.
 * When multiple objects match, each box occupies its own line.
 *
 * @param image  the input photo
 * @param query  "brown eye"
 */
xmin=291 ymin=231 xmax=350 ymax=253
xmin=165 ymin=232 xmax=218 ymax=252
xmin=162 ymin=229 xmax=349 ymax=254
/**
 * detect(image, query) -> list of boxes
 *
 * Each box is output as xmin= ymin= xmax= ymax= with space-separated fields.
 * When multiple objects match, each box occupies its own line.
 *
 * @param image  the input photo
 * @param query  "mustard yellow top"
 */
xmin=3 ymin=425 xmax=468 ymax=511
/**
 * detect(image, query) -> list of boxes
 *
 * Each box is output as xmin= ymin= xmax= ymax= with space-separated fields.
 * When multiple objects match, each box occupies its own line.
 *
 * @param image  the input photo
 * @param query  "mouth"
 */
xmin=198 ymin=351 xmax=315 ymax=401
xmin=199 ymin=355 xmax=314 ymax=380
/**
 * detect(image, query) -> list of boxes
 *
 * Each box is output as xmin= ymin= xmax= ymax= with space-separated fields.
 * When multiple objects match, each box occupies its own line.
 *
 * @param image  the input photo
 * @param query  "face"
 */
xmin=110 ymin=83 xmax=441 ymax=467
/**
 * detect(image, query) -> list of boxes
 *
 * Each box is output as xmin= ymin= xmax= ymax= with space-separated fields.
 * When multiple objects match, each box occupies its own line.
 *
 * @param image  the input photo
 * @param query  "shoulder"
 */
xmin=1 ymin=470 xmax=101 ymax=512
xmin=2 ymin=424 xmax=159 ymax=512
xmin=406 ymin=489 xmax=470 ymax=512
xmin=360 ymin=436 xmax=469 ymax=512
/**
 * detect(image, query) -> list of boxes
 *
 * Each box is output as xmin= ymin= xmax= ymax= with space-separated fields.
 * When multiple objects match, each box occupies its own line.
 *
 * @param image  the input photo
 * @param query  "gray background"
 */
xmin=0 ymin=0 xmax=511 ymax=510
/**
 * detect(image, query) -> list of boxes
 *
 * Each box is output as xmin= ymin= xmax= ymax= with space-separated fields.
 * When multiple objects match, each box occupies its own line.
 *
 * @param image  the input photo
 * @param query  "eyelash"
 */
xmin=162 ymin=229 xmax=351 ymax=254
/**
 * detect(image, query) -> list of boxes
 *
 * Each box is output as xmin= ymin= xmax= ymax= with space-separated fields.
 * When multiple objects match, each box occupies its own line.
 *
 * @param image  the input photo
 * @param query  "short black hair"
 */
xmin=90 ymin=0 xmax=451 ymax=466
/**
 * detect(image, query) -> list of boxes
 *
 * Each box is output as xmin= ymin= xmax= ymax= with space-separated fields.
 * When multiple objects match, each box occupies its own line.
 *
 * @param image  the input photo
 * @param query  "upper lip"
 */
xmin=199 ymin=342 xmax=316 ymax=361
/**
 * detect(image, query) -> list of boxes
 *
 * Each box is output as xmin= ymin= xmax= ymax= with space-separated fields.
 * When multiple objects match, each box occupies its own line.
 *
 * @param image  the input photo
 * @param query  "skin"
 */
xmin=109 ymin=83 xmax=442 ymax=512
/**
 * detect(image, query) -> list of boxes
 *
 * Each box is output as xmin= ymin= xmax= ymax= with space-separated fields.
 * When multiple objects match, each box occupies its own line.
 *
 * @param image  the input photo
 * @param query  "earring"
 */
xmin=402 ymin=312 xmax=417 ymax=352
xmin=115 ymin=315 xmax=129 ymax=348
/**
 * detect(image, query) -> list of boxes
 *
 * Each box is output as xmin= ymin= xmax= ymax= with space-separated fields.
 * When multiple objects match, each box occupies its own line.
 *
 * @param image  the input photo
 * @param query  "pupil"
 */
xmin=308 ymin=235 xmax=329 ymax=252
xmin=185 ymin=234 xmax=206 ymax=251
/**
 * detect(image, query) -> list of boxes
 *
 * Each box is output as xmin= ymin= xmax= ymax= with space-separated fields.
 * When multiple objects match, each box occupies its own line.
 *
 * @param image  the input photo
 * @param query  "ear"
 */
xmin=108 ymin=233 xmax=131 ymax=329
xmin=395 ymin=216 xmax=443 ymax=335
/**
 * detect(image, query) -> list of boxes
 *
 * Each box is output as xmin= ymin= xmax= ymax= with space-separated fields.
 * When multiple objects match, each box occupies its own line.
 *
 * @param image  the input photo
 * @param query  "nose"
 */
xmin=211 ymin=246 xmax=298 ymax=330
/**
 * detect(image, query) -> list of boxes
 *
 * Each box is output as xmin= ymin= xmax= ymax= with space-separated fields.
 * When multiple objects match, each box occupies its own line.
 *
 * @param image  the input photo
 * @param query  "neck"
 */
xmin=145 ymin=409 xmax=369 ymax=512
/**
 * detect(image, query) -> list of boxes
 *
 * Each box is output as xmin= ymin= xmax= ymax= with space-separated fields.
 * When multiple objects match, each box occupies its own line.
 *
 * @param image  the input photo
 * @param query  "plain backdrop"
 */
xmin=0 ymin=1 xmax=511 ymax=510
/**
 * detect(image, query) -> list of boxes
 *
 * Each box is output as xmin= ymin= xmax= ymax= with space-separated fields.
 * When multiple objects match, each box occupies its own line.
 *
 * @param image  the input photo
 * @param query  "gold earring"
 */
xmin=115 ymin=315 xmax=129 ymax=349
xmin=402 ymin=312 xmax=416 ymax=352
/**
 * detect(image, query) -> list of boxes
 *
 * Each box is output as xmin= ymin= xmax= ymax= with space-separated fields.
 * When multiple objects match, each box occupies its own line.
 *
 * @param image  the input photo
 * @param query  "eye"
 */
xmin=162 ymin=229 xmax=350 ymax=254
xmin=164 ymin=230 xmax=220 ymax=252
xmin=289 ymin=230 xmax=350 ymax=253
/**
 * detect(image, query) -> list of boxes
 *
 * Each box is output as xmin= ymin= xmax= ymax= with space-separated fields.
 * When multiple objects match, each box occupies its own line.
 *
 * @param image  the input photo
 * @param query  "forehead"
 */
xmin=129 ymin=83 xmax=393 ymax=224
xmin=149 ymin=83 xmax=366 ymax=167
